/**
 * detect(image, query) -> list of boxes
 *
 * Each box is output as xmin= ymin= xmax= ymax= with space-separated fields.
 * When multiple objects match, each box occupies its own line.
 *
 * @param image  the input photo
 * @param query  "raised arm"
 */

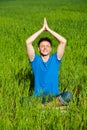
xmin=26 ymin=20 xmax=46 ymax=61
xmin=44 ymin=18 xmax=67 ymax=60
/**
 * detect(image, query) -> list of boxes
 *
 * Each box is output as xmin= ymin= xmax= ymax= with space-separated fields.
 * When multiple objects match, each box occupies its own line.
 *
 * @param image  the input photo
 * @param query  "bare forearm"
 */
xmin=25 ymin=28 xmax=44 ymax=61
xmin=48 ymin=28 xmax=66 ymax=44
xmin=26 ymin=28 xmax=44 ymax=45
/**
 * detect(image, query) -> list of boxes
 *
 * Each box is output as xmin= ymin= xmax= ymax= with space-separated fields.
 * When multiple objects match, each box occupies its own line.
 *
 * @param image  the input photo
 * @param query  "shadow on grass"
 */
xmin=15 ymin=67 xmax=34 ymax=96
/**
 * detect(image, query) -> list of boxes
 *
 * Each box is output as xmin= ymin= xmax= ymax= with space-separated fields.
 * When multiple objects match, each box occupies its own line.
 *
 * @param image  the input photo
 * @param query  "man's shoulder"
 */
xmin=51 ymin=53 xmax=58 ymax=59
xmin=51 ymin=53 xmax=61 ymax=62
xmin=30 ymin=53 xmax=40 ymax=63
xmin=51 ymin=52 xmax=57 ymax=56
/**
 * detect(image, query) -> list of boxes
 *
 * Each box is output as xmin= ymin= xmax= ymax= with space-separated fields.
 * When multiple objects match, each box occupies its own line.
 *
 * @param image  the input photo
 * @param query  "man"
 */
xmin=26 ymin=18 xmax=72 ymax=105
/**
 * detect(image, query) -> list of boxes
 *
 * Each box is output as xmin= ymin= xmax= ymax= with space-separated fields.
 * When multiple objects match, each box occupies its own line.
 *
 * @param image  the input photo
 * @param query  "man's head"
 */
xmin=38 ymin=37 xmax=52 ymax=56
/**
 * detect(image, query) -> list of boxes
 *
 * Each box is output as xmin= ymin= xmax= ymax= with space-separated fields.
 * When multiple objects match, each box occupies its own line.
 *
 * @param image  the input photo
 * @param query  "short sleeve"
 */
xmin=29 ymin=54 xmax=40 ymax=72
xmin=52 ymin=53 xmax=62 ymax=63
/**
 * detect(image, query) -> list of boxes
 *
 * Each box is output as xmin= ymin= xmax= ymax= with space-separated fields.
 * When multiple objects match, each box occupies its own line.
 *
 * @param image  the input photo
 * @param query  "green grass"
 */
xmin=0 ymin=0 xmax=87 ymax=129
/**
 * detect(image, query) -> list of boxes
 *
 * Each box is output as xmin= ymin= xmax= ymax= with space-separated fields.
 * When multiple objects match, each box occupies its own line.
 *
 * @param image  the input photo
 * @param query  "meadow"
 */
xmin=0 ymin=0 xmax=87 ymax=129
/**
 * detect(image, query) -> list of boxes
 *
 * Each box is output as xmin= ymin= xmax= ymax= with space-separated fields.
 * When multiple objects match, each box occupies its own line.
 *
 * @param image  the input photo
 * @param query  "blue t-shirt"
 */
xmin=30 ymin=53 xmax=61 ymax=96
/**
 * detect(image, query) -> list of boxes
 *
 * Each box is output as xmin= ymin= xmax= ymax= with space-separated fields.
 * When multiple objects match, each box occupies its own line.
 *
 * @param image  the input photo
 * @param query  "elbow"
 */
xmin=26 ymin=40 xmax=28 ymax=46
xmin=26 ymin=39 xmax=32 ymax=46
xmin=61 ymin=38 xmax=67 ymax=45
xmin=26 ymin=40 xmax=30 ymax=47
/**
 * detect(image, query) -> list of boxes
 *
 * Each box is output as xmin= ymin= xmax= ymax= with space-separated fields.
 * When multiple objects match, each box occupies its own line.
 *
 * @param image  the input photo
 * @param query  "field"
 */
xmin=0 ymin=0 xmax=87 ymax=129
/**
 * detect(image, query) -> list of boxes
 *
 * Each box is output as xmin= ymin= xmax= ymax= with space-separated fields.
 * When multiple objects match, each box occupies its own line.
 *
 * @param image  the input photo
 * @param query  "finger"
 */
xmin=44 ymin=17 xmax=46 ymax=21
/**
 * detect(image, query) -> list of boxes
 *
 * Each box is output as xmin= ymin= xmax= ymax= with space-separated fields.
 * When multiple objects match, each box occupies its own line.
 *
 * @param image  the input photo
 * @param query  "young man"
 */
xmin=26 ymin=18 xmax=72 ymax=105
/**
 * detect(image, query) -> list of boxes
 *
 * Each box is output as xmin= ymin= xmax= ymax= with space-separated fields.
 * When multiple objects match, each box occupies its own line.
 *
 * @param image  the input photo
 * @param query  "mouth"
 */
xmin=40 ymin=52 xmax=49 ymax=56
xmin=43 ymin=50 xmax=48 ymax=53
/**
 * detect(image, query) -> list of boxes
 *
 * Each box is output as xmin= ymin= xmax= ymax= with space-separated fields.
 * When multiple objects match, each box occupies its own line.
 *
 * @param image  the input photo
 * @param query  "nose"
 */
xmin=44 ymin=46 xmax=47 ymax=49
xmin=42 ymin=45 xmax=47 ymax=49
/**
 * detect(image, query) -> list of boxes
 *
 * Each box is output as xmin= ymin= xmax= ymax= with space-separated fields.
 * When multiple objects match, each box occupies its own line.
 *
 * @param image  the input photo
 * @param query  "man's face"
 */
xmin=38 ymin=41 xmax=52 ymax=56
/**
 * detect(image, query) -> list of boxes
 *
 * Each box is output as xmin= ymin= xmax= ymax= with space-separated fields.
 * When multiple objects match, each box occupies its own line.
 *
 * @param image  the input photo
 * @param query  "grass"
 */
xmin=0 ymin=0 xmax=87 ymax=129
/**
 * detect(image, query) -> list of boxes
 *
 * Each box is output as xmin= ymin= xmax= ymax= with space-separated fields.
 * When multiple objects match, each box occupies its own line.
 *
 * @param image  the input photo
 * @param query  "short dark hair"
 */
xmin=38 ymin=37 xmax=52 ymax=47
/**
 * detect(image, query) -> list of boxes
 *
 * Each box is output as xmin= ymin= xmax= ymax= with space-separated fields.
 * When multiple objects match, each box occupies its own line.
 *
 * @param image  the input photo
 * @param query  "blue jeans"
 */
xmin=42 ymin=92 xmax=72 ymax=105
xmin=57 ymin=92 xmax=73 ymax=105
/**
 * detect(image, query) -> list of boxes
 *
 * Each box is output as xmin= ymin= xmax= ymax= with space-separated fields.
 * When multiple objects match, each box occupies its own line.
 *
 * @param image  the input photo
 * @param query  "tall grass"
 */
xmin=0 ymin=0 xmax=87 ymax=129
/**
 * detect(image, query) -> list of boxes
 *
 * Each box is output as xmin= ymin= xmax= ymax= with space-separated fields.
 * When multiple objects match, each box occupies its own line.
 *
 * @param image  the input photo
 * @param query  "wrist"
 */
xmin=47 ymin=27 xmax=51 ymax=32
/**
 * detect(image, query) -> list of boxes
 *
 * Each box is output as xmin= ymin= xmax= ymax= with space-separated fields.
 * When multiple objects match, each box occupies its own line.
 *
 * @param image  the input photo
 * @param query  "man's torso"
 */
xmin=30 ymin=53 xmax=61 ymax=96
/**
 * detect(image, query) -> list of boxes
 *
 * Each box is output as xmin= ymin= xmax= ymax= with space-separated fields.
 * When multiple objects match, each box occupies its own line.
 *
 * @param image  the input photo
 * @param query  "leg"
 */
xmin=56 ymin=92 xmax=73 ymax=106
xmin=42 ymin=95 xmax=53 ymax=104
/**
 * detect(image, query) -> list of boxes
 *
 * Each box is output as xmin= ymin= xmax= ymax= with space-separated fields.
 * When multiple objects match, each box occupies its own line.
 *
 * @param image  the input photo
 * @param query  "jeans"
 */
xmin=57 ymin=92 xmax=73 ymax=105
xmin=20 ymin=92 xmax=73 ymax=106
xmin=42 ymin=92 xmax=72 ymax=105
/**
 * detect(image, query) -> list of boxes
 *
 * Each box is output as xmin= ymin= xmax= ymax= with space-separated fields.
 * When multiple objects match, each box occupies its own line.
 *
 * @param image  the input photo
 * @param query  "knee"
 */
xmin=61 ymin=91 xmax=73 ymax=103
xmin=67 ymin=92 xmax=73 ymax=98
xmin=65 ymin=92 xmax=73 ymax=102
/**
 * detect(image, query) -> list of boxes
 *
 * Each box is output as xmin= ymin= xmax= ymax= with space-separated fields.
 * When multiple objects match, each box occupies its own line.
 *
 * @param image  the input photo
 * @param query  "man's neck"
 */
xmin=41 ymin=55 xmax=50 ymax=62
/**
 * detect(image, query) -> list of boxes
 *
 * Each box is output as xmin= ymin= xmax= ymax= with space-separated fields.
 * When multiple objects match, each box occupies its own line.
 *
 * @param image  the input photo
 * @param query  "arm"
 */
xmin=49 ymin=28 xmax=67 ymax=60
xmin=44 ymin=18 xmax=67 ymax=60
xmin=26 ymin=21 xmax=45 ymax=61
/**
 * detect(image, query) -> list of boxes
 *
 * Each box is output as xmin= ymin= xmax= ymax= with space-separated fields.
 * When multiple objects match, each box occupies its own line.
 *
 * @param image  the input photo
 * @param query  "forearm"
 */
xmin=25 ymin=28 xmax=44 ymax=61
xmin=48 ymin=28 xmax=66 ymax=44
xmin=26 ymin=28 xmax=44 ymax=45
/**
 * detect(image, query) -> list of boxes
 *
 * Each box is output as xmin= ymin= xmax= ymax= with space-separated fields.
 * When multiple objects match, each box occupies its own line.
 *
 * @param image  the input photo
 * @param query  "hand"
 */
xmin=44 ymin=17 xmax=49 ymax=31
xmin=42 ymin=17 xmax=49 ymax=31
